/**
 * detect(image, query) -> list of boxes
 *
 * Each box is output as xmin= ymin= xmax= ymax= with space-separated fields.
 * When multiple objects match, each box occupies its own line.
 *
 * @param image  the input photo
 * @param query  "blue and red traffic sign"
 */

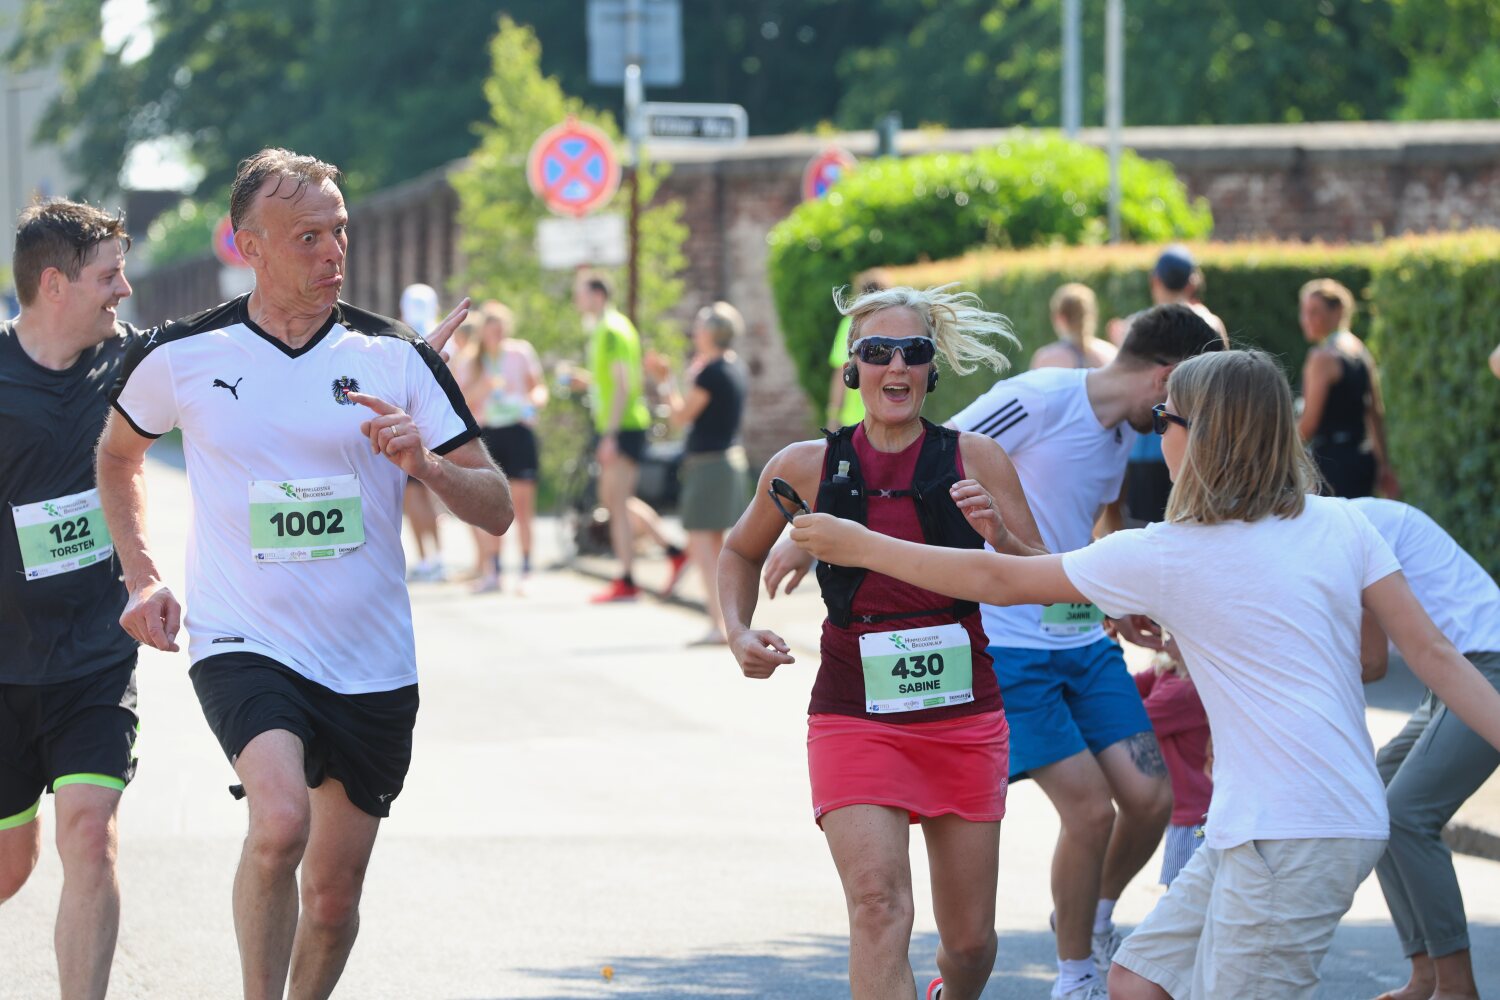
xmin=527 ymin=119 xmax=622 ymax=218
xmin=802 ymin=147 xmax=858 ymax=202
xmin=212 ymin=215 xmax=247 ymax=267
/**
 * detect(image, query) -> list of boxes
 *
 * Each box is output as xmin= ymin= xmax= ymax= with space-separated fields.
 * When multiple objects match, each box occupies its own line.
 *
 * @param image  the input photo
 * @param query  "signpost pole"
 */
xmin=1105 ymin=0 xmax=1123 ymax=244
xmin=624 ymin=0 xmax=644 ymax=325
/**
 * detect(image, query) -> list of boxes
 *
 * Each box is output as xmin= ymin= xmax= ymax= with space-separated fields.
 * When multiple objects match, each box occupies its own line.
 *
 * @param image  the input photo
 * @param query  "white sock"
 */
xmin=1094 ymin=898 xmax=1117 ymax=933
xmin=1054 ymin=957 xmax=1097 ymax=995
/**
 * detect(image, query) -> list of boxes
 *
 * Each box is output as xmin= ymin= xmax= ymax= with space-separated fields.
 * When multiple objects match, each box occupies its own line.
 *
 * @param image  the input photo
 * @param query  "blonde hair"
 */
xmin=1299 ymin=278 xmax=1355 ymax=327
xmin=836 ymin=283 xmax=1017 ymax=377
xmin=1049 ymin=282 xmax=1098 ymax=341
xmin=1163 ymin=350 xmax=1319 ymax=525
xmin=694 ymin=301 xmax=744 ymax=349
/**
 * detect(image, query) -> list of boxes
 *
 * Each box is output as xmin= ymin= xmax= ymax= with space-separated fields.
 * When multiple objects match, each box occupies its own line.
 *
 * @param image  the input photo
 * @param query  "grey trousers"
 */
xmin=1374 ymin=650 xmax=1500 ymax=959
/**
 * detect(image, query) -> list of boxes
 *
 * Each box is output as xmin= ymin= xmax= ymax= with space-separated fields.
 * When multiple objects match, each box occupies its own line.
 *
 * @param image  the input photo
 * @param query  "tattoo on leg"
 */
xmin=1126 ymin=732 xmax=1168 ymax=778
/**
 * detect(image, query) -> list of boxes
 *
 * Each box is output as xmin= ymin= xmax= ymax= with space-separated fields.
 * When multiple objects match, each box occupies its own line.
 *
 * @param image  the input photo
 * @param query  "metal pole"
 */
xmin=1062 ymin=0 xmax=1081 ymax=137
xmin=1105 ymin=0 xmax=1123 ymax=243
xmin=624 ymin=0 xmax=644 ymax=324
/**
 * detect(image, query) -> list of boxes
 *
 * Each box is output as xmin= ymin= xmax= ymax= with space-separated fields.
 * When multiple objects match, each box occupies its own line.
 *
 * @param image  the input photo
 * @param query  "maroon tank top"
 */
xmin=808 ymin=425 xmax=1001 ymax=722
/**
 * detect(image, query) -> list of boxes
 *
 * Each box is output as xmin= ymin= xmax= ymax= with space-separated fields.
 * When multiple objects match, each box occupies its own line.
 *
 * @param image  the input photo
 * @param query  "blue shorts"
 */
xmin=989 ymin=637 xmax=1152 ymax=780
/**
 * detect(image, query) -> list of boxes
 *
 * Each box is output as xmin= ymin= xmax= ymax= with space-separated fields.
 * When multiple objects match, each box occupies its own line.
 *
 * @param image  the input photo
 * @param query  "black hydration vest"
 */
xmin=814 ymin=419 xmax=985 ymax=628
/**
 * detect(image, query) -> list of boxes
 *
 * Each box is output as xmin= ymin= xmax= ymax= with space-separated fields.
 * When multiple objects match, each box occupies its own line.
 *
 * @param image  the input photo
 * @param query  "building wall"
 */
xmin=127 ymin=120 xmax=1500 ymax=465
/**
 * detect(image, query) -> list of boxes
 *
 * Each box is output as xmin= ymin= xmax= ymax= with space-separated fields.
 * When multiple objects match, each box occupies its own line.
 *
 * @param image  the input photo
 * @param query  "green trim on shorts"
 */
xmin=52 ymin=773 xmax=126 ymax=792
xmin=0 ymin=798 xmax=41 ymax=831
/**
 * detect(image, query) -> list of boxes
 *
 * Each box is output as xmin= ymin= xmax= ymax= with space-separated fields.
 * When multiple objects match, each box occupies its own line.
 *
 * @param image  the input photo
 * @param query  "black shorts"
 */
xmin=596 ymin=428 xmax=648 ymax=464
xmin=0 ymin=655 xmax=139 ymax=824
xmin=481 ymin=424 xmax=540 ymax=481
xmin=189 ymin=653 xmax=419 ymax=818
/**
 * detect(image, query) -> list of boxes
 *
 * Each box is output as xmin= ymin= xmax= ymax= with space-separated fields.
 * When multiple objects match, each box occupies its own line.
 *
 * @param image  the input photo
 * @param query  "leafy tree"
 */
xmin=143 ymin=195 xmax=226 ymax=267
xmin=6 ymin=0 xmax=500 ymax=198
xmin=835 ymin=0 xmax=1406 ymax=129
xmin=1391 ymin=0 xmax=1500 ymax=118
xmin=451 ymin=17 xmax=687 ymax=504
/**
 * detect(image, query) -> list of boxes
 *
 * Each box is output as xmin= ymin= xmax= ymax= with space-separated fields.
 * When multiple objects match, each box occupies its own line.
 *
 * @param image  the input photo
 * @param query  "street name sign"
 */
xmin=640 ymin=102 xmax=748 ymax=145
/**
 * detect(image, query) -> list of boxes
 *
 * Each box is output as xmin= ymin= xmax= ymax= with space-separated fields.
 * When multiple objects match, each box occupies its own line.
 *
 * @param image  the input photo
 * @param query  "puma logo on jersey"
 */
xmin=213 ymin=377 xmax=244 ymax=399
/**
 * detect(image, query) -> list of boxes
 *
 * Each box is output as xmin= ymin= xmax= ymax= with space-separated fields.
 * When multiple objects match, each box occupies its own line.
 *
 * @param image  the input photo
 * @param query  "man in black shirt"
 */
xmin=0 ymin=199 xmax=138 ymax=999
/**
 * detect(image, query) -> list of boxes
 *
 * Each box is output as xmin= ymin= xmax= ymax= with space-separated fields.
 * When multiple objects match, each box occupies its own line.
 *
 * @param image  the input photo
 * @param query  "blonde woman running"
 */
xmin=790 ymin=349 xmax=1500 ymax=1000
xmin=720 ymin=284 xmax=1046 ymax=1000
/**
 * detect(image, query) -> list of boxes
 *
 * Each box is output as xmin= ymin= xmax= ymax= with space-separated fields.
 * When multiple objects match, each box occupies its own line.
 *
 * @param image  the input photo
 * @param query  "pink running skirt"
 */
xmin=806 ymin=710 xmax=1009 ymax=826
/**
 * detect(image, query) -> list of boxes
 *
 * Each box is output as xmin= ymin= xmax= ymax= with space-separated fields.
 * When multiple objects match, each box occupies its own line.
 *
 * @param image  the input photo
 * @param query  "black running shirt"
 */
xmin=1 ymin=321 xmax=139 ymax=685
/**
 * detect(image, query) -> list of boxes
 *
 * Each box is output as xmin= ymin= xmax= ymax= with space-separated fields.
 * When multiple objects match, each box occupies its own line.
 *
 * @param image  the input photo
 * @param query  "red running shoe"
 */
xmin=589 ymin=578 xmax=640 ymax=603
xmin=662 ymin=551 xmax=690 ymax=597
xmin=925 ymin=977 xmax=943 ymax=1000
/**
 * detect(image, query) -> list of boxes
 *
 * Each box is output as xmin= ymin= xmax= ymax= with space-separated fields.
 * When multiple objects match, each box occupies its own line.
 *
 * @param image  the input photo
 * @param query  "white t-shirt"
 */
xmin=111 ymin=296 xmax=479 ymax=694
xmin=1061 ymin=495 xmax=1400 ymax=848
xmin=1350 ymin=498 xmax=1500 ymax=656
xmin=950 ymin=367 xmax=1136 ymax=649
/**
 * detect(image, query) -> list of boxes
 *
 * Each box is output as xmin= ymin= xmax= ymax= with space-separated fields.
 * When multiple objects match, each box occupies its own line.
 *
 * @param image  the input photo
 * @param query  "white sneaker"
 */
xmin=1092 ymin=924 xmax=1122 ymax=972
xmin=1052 ymin=976 xmax=1107 ymax=1000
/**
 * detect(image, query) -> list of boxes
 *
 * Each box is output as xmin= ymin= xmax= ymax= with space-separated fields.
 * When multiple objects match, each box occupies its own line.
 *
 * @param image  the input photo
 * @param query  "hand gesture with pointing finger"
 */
xmin=347 ymin=392 xmax=435 ymax=479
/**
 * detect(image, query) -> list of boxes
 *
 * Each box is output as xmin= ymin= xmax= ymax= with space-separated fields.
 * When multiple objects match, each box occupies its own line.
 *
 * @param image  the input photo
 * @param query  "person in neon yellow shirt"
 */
xmin=574 ymin=272 xmax=684 ymax=602
xmin=824 ymin=269 xmax=889 ymax=431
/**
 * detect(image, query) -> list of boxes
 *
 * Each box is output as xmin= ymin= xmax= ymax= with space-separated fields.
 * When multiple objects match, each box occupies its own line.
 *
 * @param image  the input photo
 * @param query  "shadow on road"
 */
xmin=454 ymin=920 xmax=1499 ymax=999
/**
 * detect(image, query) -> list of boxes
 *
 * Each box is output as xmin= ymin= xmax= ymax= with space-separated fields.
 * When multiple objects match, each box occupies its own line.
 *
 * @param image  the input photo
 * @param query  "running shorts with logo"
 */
xmin=190 ymin=652 xmax=418 ymax=819
xmin=0 ymin=654 xmax=139 ymax=827
xmin=989 ymin=637 xmax=1152 ymax=780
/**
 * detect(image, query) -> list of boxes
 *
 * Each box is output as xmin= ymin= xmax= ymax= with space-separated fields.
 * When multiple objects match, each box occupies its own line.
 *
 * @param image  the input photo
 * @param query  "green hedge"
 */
xmin=1368 ymin=234 xmax=1500 ymax=575
xmin=767 ymin=132 xmax=1213 ymax=409
xmin=881 ymin=234 xmax=1499 ymax=574
xmin=885 ymin=241 xmax=1381 ymax=425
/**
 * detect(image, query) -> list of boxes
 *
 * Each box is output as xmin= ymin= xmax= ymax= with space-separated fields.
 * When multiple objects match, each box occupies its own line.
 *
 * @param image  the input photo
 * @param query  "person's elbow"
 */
xmin=1361 ymin=645 xmax=1389 ymax=684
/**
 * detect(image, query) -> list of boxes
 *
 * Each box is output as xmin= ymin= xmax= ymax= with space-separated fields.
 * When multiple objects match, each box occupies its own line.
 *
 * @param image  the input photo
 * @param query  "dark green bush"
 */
xmin=886 ymin=241 xmax=1380 ymax=423
xmin=1368 ymin=234 xmax=1500 ymax=575
xmin=767 ymin=132 xmax=1213 ymax=408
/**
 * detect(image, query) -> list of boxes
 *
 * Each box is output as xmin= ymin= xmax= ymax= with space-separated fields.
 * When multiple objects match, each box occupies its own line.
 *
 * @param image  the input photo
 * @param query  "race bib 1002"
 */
xmin=248 ymin=475 xmax=365 ymax=562
xmin=12 ymin=488 xmax=113 ymax=581
xmin=858 ymin=622 xmax=975 ymax=715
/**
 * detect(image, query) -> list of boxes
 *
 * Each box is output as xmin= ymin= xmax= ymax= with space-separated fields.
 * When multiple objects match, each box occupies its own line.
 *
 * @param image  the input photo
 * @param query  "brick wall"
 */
xmin=127 ymin=121 xmax=1500 ymax=466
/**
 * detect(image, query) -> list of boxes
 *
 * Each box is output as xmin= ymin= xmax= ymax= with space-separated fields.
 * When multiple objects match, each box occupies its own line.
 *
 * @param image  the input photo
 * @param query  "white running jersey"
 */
xmin=950 ymin=367 xmax=1136 ymax=650
xmin=110 ymin=296 xmax=479 ymax=693
xmin=1350 ymin=498 xmax=1500 ymax=656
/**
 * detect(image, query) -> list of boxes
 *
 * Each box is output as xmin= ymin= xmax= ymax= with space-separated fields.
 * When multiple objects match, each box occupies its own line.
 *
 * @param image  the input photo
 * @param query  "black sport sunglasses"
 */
xmin=768 ymin=477 xmax=810 ymax=525
xmin=1152 ymin=403 xmax=1190 ymax=435
xmin=848 ymin=335 xmax=937 ymax=367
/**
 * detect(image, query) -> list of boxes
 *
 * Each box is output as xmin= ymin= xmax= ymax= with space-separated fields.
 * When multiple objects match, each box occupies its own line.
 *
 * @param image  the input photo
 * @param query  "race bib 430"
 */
xmin=859 ymin=622 xmax=975 ymax=715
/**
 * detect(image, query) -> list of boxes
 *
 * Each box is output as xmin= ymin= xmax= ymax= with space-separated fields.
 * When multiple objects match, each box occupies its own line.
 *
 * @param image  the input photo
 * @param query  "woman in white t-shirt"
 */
xmin=788 ymin=349 xmax=1500 ymax=1000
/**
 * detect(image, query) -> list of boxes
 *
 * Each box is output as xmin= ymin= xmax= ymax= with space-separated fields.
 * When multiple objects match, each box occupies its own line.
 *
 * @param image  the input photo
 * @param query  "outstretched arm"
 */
xmin=790 ymin=512 xmax=1085 ymax=608
xmin=1365 ymin=571 xmax=1500 ymax=749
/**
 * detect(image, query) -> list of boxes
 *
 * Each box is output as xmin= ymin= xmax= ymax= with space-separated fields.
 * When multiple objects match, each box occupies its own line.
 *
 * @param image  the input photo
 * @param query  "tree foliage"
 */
xmin=1391 ymin=0 xmax=1500 ymax=119
xmin=8 ymin=0 xmax=1498 ymax=209
xmin=767 ymin=134 xmax=1212 ymax=409
xmin=834 ymin=0 xmax=1405 ymax=129
xmin=450 ymin=18 xmax=687 ymax=504
xmin=6 ymin=0 xmax=500 ymax=198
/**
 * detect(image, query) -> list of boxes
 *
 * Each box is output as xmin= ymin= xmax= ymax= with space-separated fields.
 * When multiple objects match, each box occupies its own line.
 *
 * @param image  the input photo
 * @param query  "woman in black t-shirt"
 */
xmin=647 ymin=302 xmax=750 ymax=644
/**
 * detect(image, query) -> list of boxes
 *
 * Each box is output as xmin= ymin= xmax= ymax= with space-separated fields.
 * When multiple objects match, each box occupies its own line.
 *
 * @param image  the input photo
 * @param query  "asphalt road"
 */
xmin=2 ymin=458 xmax=1496 ymax=998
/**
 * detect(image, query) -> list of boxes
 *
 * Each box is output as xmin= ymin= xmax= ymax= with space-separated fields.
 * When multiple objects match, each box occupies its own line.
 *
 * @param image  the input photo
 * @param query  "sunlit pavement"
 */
xmin=2 ymin=457 xmax=1497 ymax=998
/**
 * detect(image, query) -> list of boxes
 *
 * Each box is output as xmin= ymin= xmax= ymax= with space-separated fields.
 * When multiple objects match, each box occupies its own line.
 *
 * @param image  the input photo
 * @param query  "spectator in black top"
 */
xmin=647 ymin=302 xmax=750 ymax=645
xmin=1297 ymin=278 xmax=1400 ymax=498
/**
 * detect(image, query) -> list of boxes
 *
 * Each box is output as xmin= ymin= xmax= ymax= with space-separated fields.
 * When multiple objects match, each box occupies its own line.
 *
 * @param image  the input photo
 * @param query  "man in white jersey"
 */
xmin=1353 ymin=499 xmax=1500 ymax=1000
xmin=948 ymin=304 xmax=1223 ymax=1000
xmin=96 ymin=149 xmax=512 ymax=1000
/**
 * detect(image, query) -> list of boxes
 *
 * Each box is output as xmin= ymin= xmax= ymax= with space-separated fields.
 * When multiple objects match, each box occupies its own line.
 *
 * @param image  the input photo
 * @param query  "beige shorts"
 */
xmin=1113 ymin=836 xmax=1387 ymax=1000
